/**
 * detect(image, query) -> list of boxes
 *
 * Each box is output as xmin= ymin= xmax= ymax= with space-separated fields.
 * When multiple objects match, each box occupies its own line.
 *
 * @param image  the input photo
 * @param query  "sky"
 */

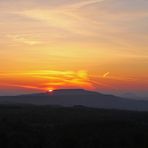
xmin=0 ymin=0 xmax=148 ymax=97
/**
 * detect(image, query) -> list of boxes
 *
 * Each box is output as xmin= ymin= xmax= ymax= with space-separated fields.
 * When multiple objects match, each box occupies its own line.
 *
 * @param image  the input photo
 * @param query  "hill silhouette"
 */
xmin=0 ymin=89 xmax=148 ymax=111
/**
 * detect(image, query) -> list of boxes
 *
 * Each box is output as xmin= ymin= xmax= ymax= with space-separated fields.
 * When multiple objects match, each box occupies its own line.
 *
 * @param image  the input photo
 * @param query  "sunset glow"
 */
xmin=0 ymin=0 xmax=148 ymax=97
xmin=48 ymin=89 xmax=53 ymax=93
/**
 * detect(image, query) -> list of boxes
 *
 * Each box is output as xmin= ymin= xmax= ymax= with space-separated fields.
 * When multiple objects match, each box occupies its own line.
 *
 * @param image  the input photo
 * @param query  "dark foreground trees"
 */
xmin=0 ymin=105 xmax=148 ymax=148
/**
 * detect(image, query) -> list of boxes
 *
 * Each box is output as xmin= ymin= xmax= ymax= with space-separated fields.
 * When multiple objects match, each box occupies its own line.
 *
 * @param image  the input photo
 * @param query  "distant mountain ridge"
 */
xmin=0 ymin=89 xmax=148 ymax=111
xmin=50 ymin=89 xmax=99 ymax=95
xmin=20 ymin=89 xmax=100 ymax=96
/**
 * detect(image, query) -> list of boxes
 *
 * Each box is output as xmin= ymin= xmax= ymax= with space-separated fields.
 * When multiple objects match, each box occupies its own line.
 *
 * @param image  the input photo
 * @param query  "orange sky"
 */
xmin=0 ymin=0 xmax=148 ymax=96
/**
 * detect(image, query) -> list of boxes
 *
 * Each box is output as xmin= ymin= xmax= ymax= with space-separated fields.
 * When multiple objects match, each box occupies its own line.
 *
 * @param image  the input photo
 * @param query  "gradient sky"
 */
xmin=0 ymin=0 xmax=148 ymax=97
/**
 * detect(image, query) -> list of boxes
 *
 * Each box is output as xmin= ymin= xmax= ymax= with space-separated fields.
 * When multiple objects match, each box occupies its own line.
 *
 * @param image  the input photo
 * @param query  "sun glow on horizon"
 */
xmin=48 ymin=89 xmax=54 ymax=92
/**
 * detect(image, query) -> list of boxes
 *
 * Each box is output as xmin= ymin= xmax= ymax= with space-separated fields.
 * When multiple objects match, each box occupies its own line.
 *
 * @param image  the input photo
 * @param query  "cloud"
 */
xmin=0 ymin=69 xmax=148 ymax=93
xmin=15 ymin=9 xmax=92 ymax=36
xmin=103 ymin=72 xmax=110 ymax=78
xmin=0 ymin=83 xmax=44 ymax=90
xmin=0 ymin=70 xmax=94 ymax=90
xmin=7 ymin=34 xmax=42 ymax=45
xmin=1 ymin=0 xmax=148 ymax=45
xmin=11 ymin=0 xmax=105 ymax=36
xmin=63 ymin=0 xmax=105 ymax=9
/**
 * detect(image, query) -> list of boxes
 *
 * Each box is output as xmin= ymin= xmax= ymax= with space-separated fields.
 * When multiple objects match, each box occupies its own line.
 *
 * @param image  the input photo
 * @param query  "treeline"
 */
xmin=0 ymin=105 xmax=148 ymax=148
